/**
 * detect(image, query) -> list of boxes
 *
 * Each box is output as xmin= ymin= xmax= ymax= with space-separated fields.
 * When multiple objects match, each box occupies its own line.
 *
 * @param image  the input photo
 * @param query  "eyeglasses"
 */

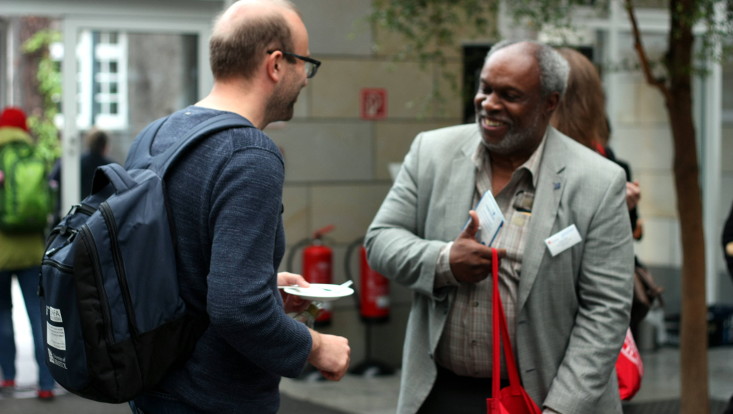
xmin=267 ymin=50 xmax=321 ymax=79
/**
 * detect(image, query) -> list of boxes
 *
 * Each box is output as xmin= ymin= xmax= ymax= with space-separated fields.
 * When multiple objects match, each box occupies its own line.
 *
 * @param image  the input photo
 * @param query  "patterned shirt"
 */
xmin=434 ymin=133 xmax=547 ymax=378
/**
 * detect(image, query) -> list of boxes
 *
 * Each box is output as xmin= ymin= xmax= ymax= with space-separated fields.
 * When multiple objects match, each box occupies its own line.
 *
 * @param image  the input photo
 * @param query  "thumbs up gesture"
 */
xmin=449 ymin=210 xmax=506 ymax=284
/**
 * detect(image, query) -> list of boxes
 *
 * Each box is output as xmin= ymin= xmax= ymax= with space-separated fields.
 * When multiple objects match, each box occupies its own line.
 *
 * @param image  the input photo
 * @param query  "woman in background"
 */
xmin=550 ymin=48 xmax=646 ymax=334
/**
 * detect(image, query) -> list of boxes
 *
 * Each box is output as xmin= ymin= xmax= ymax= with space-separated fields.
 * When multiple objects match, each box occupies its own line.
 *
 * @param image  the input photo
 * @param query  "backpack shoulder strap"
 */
xmin=0 ymin=128 xmax=33 ymax=150
xmin=125 ymin=113 xmax=253 ymax=174
xmin=123 ymin=116 xmax=169 ymax=169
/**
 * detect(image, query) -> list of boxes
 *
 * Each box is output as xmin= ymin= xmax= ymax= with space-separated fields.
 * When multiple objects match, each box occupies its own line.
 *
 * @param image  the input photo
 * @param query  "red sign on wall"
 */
xmin=360 ymin=88 xmax=387 ymax=120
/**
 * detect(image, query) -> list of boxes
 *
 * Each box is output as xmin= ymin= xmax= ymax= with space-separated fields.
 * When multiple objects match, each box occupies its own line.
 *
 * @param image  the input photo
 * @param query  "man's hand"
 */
xmin=277 ymin=272 xmax=311 ymax=314
xmin=449 ymin=210 xmax=506 ymax=284
xmin=307 ymin=330 xmax=350 ymax=381
xmin=626 ymin=181 xmax=641 ymax=210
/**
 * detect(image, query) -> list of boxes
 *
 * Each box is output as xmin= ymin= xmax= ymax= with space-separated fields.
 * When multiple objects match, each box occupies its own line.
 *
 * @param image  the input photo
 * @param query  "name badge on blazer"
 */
xmin=545 ymin=224 xmax=582 ymax=256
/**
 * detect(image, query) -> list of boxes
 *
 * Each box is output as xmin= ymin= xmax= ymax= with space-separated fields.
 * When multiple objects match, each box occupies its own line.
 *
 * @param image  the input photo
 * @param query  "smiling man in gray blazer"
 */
xmin=365 ymin=40 xmax=634 ymax=414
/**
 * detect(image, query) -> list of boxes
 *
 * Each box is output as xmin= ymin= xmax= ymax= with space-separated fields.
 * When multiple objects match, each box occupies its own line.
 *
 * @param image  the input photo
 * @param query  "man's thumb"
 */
xmin=461 ymin=210 xmax=480 ymax=239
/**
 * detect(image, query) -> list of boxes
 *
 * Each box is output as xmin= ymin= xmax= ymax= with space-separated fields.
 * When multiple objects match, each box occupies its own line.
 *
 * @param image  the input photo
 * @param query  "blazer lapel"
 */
xmin=443 ymin=131 xmax=479 ymax=238
xmin=517 ymin=129 xmax=567 ymax=311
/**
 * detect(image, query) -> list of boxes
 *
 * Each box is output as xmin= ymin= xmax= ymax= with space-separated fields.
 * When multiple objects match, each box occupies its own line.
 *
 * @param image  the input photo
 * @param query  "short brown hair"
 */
xmin=209 ymin=2 xmax=298 ymax=80
xmin=551 ymin=48 xmax=609 ymax=149
xmin=85 ymin=128 xmax=109 ymax=155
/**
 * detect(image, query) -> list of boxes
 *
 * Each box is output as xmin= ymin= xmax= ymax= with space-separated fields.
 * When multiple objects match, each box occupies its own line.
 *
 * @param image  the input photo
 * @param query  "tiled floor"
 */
xmin=3 ymin=278 xmax=733 ymax=413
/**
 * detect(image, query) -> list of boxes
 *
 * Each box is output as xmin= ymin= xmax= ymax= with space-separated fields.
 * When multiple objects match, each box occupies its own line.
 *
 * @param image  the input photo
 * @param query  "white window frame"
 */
xmin=53 ymin=30 xmax=129 ymax=131
xmin=91 ymin=31 xmax=128 ymax=130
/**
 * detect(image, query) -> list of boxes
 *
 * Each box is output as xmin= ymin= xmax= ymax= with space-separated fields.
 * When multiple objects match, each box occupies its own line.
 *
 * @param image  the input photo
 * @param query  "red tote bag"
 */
xmin=616 ymin=328 xmax=644 ymax=400
xmin=486 ymin=248 xmax=542 ymax=414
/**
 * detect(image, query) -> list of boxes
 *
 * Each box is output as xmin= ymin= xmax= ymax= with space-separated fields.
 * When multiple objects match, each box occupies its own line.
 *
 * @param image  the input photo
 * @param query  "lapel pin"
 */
xmin=553 ymin=182 xmax=561 ymax=190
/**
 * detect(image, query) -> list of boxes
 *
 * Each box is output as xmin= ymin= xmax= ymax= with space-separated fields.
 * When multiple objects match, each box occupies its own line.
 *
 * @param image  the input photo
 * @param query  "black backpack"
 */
xmin=39 ymin=113 xmax=251 ymax=403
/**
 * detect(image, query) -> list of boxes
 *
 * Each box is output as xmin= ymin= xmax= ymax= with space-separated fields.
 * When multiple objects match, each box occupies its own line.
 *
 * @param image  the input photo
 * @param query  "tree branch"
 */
xmin=623 ymin=0 xmax=672 ymax=102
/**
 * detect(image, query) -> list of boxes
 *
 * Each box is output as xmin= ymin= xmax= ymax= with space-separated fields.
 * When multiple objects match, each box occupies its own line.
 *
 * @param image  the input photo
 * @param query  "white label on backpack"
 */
xmin=48 ymin=349 xmax=68 ymax=369
xmin=48 ymin=306 xmax=63 ymax=323
xmin=46 ymin=323 xmax=66 ymax=351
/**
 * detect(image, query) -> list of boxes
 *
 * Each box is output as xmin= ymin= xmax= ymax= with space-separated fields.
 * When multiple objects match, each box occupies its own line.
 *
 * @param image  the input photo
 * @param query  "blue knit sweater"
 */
xmin=141 ymin=106 xmax=311 ymax=413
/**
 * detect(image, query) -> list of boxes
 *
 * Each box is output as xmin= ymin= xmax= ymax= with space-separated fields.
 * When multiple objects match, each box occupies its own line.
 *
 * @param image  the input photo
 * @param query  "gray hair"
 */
xmin=486 ymin=40 xmax=569 ymax=98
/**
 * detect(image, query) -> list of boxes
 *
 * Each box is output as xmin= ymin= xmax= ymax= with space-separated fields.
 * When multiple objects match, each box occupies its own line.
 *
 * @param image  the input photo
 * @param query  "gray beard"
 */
xmin=480 ymin=113 xmax=544 ymax=155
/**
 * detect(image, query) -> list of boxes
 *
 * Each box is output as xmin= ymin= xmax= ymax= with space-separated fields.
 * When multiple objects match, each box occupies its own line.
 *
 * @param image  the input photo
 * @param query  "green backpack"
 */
xmin=0 ymin=140 xmax=54 ymax=233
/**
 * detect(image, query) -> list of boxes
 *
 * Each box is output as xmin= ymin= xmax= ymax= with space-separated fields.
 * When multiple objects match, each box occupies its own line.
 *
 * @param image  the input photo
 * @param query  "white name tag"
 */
xmin=474 ymin=191 xmax=505 ymax=246
xmin=544 ymin=224 xmax=582 ymax=256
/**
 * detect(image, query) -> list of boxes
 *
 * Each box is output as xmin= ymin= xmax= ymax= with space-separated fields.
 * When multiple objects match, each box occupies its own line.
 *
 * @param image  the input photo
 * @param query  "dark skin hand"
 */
xmin=449 ymin=210 xmax=507 ymax=283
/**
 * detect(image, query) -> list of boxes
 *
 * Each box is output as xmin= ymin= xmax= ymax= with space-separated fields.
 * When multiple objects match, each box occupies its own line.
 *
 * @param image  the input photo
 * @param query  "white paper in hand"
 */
xmin=473 ymin=191 xmax=505 ymax=246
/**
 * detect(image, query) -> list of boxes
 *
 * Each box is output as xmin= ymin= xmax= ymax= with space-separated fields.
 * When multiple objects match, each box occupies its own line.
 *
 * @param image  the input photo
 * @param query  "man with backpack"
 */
xmin=0 ymin=106 xmax=56 ymax=400
xmin=124 ymin=1 xmax=350 ymax=412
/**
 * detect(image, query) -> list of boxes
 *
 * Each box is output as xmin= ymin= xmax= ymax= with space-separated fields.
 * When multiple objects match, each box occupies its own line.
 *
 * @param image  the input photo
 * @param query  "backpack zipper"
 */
xmin=99 ymin=202 xmax=139 ymax=338
xmin=40 ymin=201 xmax=97 ymax=298
xmin=38 ymin=258 xmax=74 ymax=298
xmin=78 ymin=225 xmax=115 ymax=346
xmin=71 ymin=203 xmax=97 ymax=217
xmin=44 ymin=203 xmax=96 ymax=256
xmin=41 ymin=257 xmax=74 ymax=273
xmin=44 ymin=231 xmax=77 ymax=257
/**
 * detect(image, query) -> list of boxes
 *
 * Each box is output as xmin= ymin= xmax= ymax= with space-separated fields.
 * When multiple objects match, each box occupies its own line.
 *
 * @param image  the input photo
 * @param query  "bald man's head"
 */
xmin=209 ymin=0 xmax=301 ymax=81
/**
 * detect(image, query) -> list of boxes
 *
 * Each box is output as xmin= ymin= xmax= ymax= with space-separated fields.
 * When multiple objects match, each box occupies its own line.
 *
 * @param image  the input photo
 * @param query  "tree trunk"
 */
xmin=19 ymin=16 xmax=51 ymax=115
xmin=666 ymin=1 xmax=709 ymax=413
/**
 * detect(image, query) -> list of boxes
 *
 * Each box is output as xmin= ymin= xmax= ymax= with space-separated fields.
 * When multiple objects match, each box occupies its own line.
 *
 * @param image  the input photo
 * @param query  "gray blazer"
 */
xmin=365 ymin=124 xmax=634 ymax=414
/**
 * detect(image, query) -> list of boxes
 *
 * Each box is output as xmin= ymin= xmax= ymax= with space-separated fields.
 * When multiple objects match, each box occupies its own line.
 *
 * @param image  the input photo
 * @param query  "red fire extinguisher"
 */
xmin=286 ymin=225 xmax=335 ymax=327
xmin=346 ymin=237 xmax=390 ymax=324
xmin=346 ymin=237 xmax=394 ymax=377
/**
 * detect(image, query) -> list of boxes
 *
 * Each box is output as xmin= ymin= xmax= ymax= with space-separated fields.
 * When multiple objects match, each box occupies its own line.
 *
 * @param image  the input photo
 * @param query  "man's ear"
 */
xmin=266 ymin=50 xmax=283 ymax=82
xmin=545 ymin=92 xmax=560 ymax=115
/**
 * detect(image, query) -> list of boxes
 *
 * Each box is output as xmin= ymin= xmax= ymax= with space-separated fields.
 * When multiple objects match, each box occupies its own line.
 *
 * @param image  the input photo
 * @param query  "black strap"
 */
xmin=125 ymin=113 xmax=253 ymax=175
